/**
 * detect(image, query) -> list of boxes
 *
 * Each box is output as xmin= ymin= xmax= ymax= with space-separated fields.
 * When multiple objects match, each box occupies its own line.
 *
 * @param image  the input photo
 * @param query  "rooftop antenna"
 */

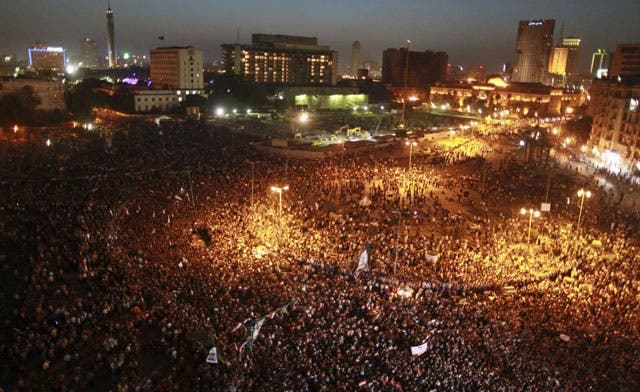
xmin=236 ymin=27 xmax=240 ymax=44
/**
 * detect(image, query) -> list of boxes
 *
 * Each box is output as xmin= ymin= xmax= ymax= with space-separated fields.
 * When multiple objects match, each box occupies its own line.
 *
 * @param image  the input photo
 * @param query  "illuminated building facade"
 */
xmin=609 ymin=44 xmax=640 ymax=78
xmin=222 ymin=34 xmax=338 ymax=86
xmin=27 ymin=46 xmax=66 ymax=72
xmin=513 ymin=19 xmax=555 ymax=84
xmin=150 ymin=46 xmax=204 ymax=90
xmin=590 ymin=49 xmax=609 ymax=78
xmin=134 ymin=90 xmax=184 ymax=113
xmin=588 ymin=78 xmax=640 ymax=174
xmin=548 ymin=48 xmax=568 ymax=75
xmin=80 ymin=38 xmax=99 ymax=69
xmin=430 ymin=80 xmax=580 ymax=117
xmin=562 ymin=37 xmax=581 ymax=77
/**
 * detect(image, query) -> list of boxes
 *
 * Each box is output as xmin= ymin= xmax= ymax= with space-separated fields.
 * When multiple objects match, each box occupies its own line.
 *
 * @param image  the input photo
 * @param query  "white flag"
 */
xmin=356 ymin=246 xmax=370 ymax=272
xmin=206 ymin=346 xmax=218 ymax=364
xmin=411 ymin=342 xmax=429 ymax=356
xmin=251 ymin=318 xmax=265 ymax=340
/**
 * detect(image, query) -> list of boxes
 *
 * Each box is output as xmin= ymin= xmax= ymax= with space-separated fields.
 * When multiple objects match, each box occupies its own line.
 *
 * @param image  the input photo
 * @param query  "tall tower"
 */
xmin=513 ymin=19 xmax=555 ymax=84
xmin=106 ymin=1 xmax=117 ymax=68
xmin=351 ymin=41 xmax=361 ymax=76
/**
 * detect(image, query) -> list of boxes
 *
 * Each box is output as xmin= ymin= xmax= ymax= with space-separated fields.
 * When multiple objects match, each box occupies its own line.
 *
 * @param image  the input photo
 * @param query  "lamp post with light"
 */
xmin=392 ymin=210 xmax=410 ymax=275
xmin=405 ymin=140 xmax=417 ymax=171
xmin=576 ymin=188 xmax=591 ymax=232
xmin=271 ymin=185 xmax=289 ymax=219
xmin=271 ymin=185 xmax=289 ymax=248
xmin=520 ymin=208 xmax=540 ymax=245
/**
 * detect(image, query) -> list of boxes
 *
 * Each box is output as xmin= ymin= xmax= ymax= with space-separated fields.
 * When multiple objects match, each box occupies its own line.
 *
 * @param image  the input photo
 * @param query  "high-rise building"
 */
xmin=106 ymin=2 xmax=117 ymax=68
xmin=150 ymin=46 xmax=204 ymax=90
xmin=221 ymin=34 xmax=338 ymax=85
xmin=588 ymin=78 xmax=640 ymax=174
xmin=609 ymin=44 xmax=640 ymax=78
xmin=513 ymin=19 xmax=555 ymax=84
xmin=382 ymin=48 xmax=447 ymax=88
xmin=548 ymin=47 xmax=569 ymax=75
xmin=590 ymin=49 xmax=609 ymax=78
xmin=28 ymin=44 xmax=66 ymax=72
xmin=351 ymin=41 xmax=361 ymax=76
xmin=562 ymin=37 xmax=580 ymax=76
xmin=80 ymin=38 xmax=99 ymax=69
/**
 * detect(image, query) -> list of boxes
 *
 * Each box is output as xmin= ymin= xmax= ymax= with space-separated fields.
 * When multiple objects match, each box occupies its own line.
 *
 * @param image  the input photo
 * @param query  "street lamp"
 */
xmin=405 ymin=140 xmax=417 ymax=171
xmin=392 ymin=210 xmax=410 ymax=275
xmin=293 ymin=112 xmax=309 ymax=137
xmin=520 ymin=208 xmax=540 ymax=244
xmin=271 ymin=185 xmax=289 ymax=219
xmin=576 ymin=188 xmax=591 ymax=232
xmin=271 ymin=185 xmax=289 ymax=248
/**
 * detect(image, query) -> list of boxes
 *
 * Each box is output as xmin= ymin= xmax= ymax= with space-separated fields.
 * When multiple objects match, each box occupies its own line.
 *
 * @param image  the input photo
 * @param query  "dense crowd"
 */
xmin=1 ymin=121 xmax=638 ymax=391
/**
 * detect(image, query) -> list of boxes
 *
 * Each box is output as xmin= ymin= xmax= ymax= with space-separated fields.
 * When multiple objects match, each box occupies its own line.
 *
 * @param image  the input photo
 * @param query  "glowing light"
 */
xmin=45 ymin=139 xmax=51 ymax=147
xmin=215 ymin=107 xmax=225 ymax=116
xmin=408 ymin=96 xmax=418 ymax=102
xmin=519 ymin=140 xmax=525 ymax=147
xmin=298 ymin=112 xmax=309 ymax=123
xmin=13 ymin=125 xmax=18 ymax=133
xmin=246 ymin=108 xmax=252 ymax=114
xmin=578 ymin=189 xmax=592 ymax=200
xmin=65 ymin=65 xmax=76 ymax=74
xmin=123 ymin=52 xmax=130 ymax=60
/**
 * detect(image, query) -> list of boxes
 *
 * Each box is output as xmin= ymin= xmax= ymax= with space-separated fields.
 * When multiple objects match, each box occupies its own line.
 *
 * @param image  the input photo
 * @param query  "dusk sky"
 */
xmin=1 ymin=0 xmax=639 ymax=73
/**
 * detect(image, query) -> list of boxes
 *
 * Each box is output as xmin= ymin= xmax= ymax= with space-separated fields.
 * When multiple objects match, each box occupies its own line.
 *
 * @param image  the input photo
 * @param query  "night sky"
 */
xmin=1 ymin=0 xmax=639 ymax=73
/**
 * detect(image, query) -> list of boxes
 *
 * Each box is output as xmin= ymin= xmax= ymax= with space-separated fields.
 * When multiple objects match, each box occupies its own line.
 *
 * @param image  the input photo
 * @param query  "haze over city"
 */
xmin=2 ymin=1 xmax=640 ymax=391
xmin=1 ymin=0 xmax=639 ymax=72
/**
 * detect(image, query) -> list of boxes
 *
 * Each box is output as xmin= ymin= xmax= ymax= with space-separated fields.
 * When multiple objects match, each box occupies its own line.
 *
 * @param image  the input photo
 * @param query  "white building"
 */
xmin=150 ymin=46 xmax=203 ymax=91
xmin=134 ymin=89 xmax=206 ymax=113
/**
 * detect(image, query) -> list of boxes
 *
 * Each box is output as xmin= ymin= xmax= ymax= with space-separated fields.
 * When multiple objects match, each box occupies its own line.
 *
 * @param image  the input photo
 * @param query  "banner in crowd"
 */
xmin=427 ymin=254 xmax=440 ymax=262
xmin=206 ymin=346 xmax=218 ymax=364
xmin=411 ymin=342 xmax=429 ymax=356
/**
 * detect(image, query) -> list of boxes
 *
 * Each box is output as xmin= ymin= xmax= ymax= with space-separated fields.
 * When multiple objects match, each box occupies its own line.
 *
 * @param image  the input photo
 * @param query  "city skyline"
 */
xmin=1 ymin=0 xmax=639 ymax=73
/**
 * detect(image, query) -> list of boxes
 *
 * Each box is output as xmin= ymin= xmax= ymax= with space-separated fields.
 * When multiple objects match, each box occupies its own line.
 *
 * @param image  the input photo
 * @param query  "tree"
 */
xmin=0 ymin=85 xmax=41 ymax=126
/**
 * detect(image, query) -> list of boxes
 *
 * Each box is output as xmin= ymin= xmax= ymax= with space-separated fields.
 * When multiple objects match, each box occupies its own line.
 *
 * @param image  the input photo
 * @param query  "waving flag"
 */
xmin=355 ymin=243 xmax=371 ymax=273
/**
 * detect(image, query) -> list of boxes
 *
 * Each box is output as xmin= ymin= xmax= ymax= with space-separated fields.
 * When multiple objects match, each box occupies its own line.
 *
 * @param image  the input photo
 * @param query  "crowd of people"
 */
xmin=1 ymin=120 xmax=638 ymax=391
